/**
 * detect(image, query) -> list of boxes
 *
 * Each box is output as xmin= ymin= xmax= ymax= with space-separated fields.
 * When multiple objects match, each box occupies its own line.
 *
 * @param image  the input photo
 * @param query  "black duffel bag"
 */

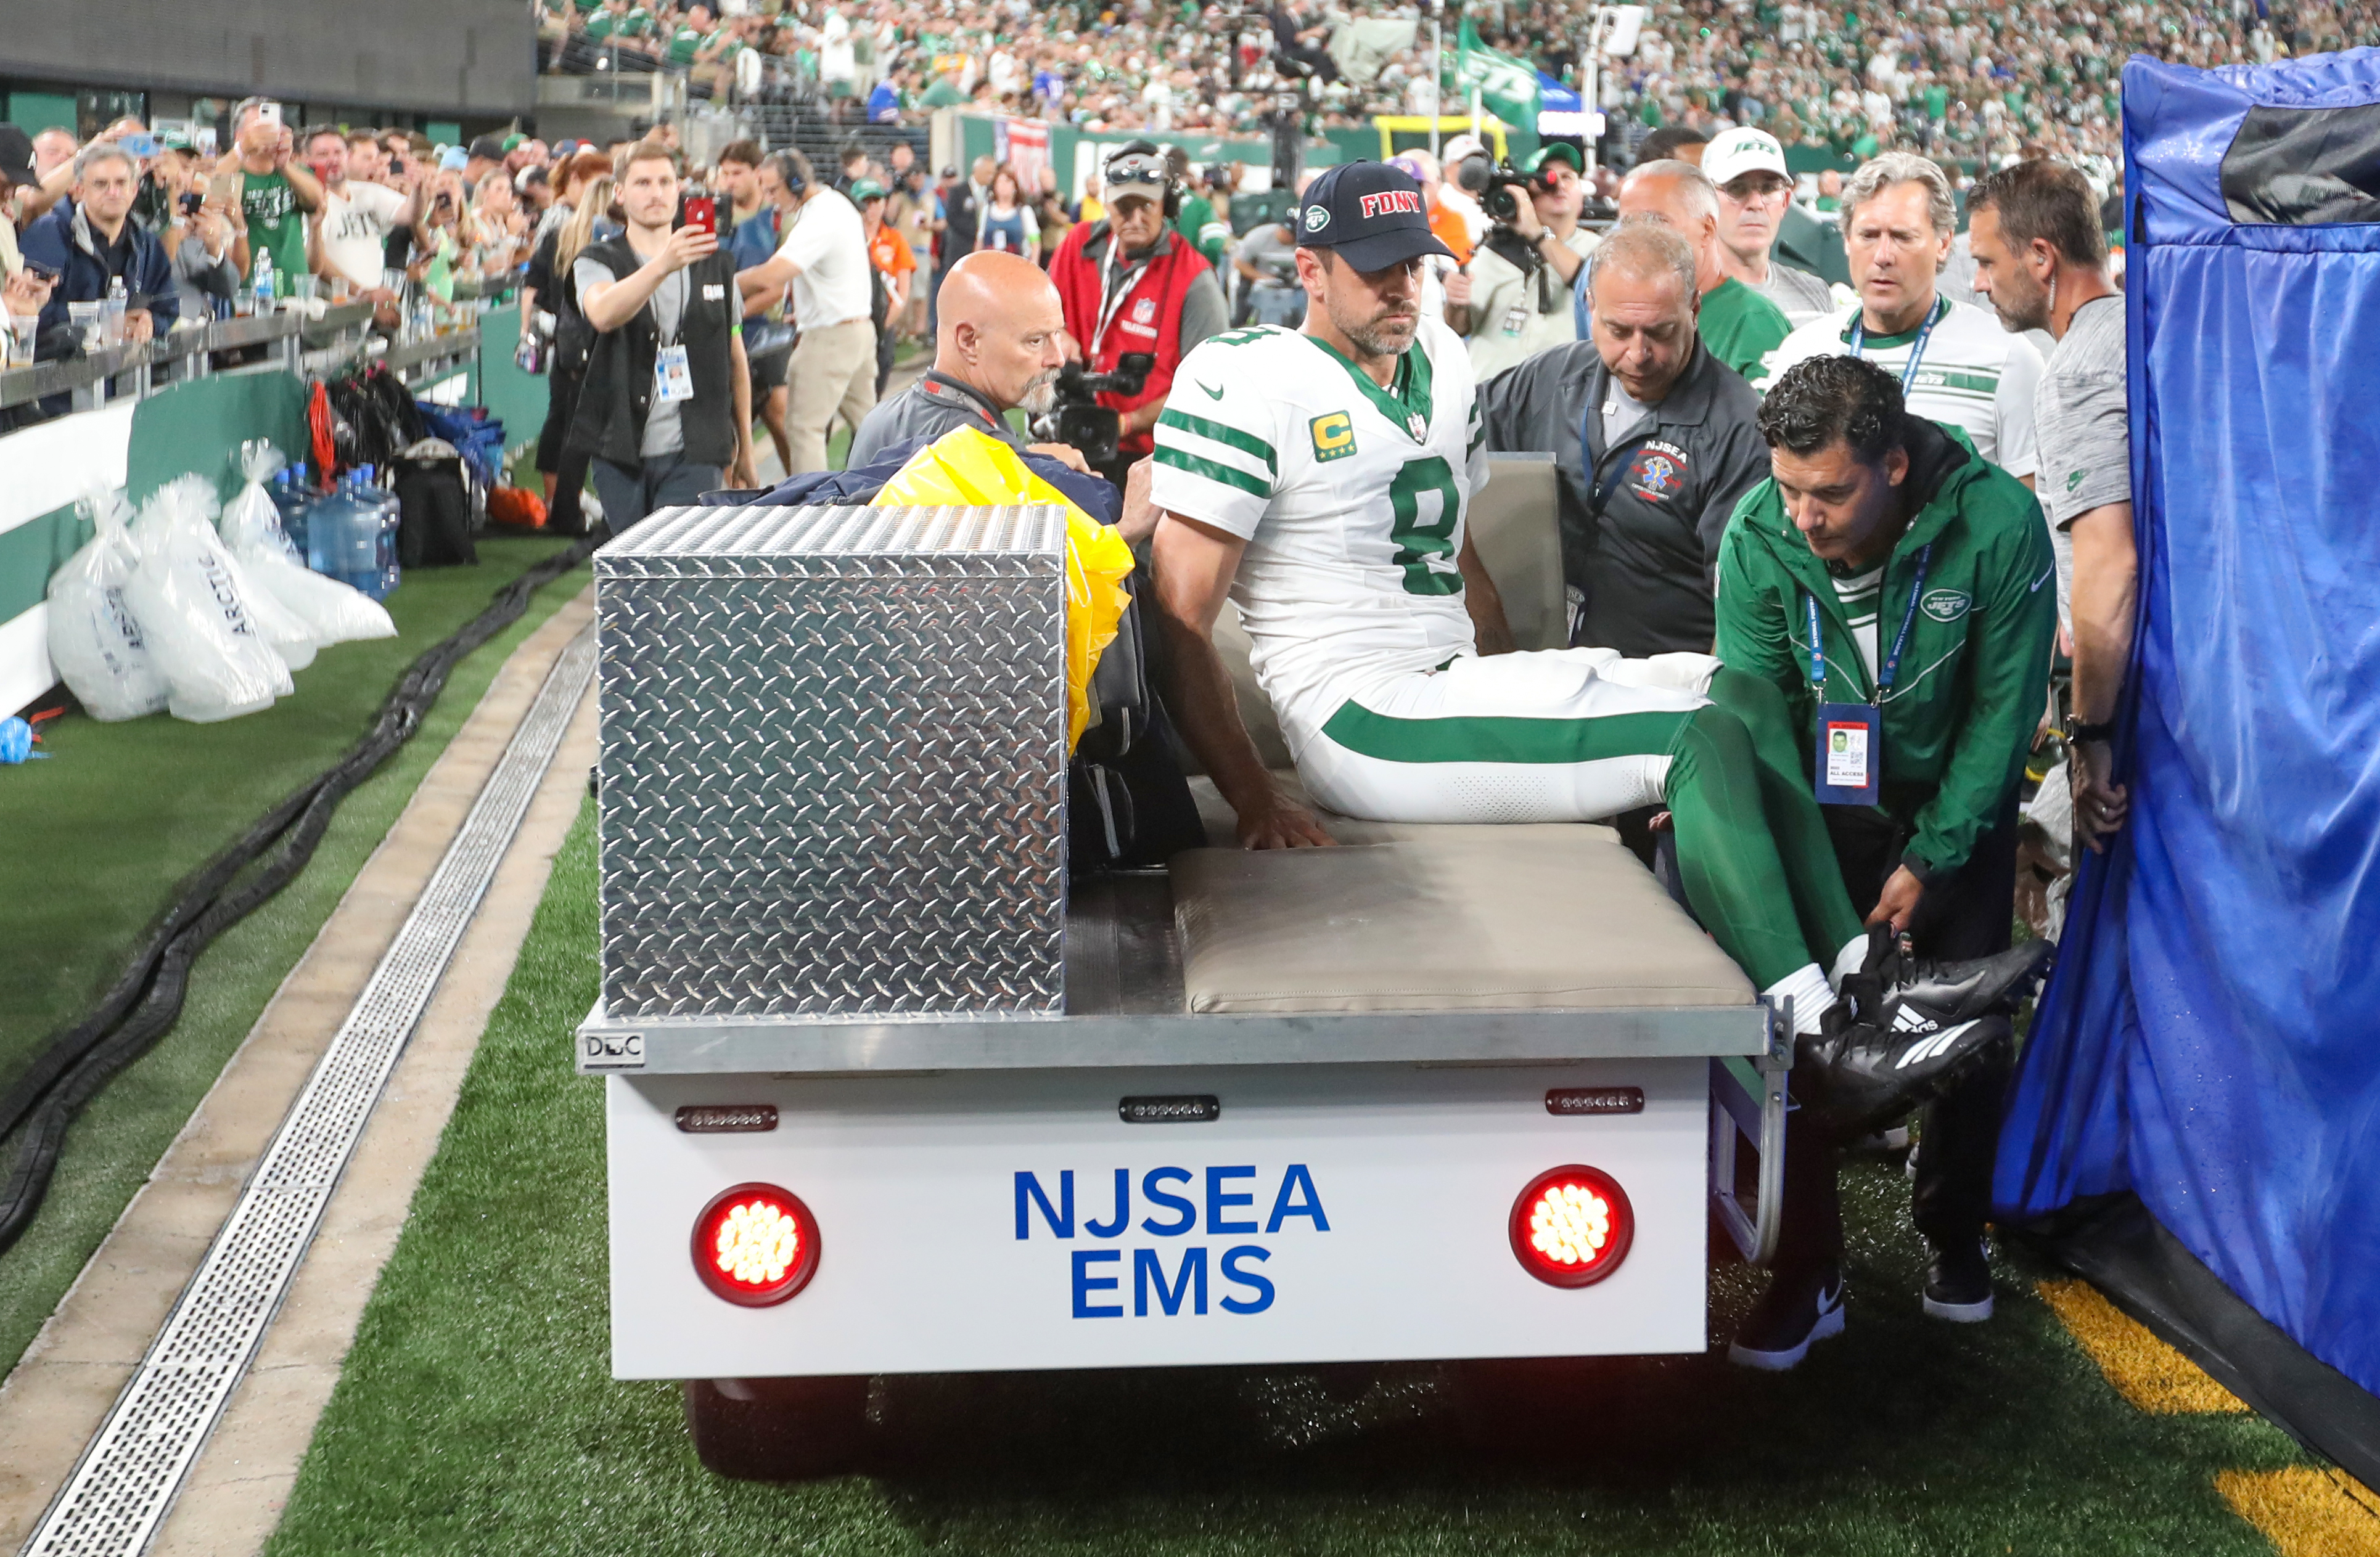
xmin=1069 ymin=581 xmax=1204 ymax=874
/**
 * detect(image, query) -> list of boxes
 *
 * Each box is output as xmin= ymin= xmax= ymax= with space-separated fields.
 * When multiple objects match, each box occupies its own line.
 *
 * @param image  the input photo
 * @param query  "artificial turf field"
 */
xmin=265 ymin=806 xmax=2319 ymax=1557
xmin=0 ymin=537 xmax=588 ymax=1375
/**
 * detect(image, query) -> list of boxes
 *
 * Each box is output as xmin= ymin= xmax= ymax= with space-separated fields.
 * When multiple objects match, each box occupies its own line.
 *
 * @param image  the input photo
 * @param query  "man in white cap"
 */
xmin=1703 ymin=126 xmax=1836 ymax=325
xmin=1434 ymin=133 xmax=1493 ymax=253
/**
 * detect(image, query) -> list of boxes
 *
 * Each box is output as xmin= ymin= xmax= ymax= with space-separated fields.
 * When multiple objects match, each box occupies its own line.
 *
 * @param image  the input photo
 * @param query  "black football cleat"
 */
xmin=1793 ymin=1005 xmax=2013 ymax=1138
xmin=1728 ymin=1264 xmax=1847 ymax=1371
xmin=1922 ymin=1237 xmax=1996 ymax=1322
xmin=1844 ymin=928 xmax=2054 ymax=1029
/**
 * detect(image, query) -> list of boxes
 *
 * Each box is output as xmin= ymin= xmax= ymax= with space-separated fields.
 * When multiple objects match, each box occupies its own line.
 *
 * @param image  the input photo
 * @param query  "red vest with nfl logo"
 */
xmin=1048 ymin=223 xmax=1212 ymax=457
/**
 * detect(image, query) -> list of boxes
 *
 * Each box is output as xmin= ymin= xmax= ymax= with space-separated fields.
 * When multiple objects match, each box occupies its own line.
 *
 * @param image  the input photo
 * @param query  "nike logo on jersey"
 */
xmin=1894 ymin=1020 xmax=1980 ymax=1068
xmin=1197 ymin=380 xmax=1225 ymax=399
xmin=2031 ymin=566 xmax=2055 ymax=594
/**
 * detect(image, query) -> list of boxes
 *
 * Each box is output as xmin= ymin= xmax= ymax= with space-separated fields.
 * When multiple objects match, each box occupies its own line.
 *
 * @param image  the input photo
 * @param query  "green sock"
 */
xmin=1662 ymin=702 xmax=1828 ymax=991
xmin=1704 ymin=666 xmax=1868 ymax=963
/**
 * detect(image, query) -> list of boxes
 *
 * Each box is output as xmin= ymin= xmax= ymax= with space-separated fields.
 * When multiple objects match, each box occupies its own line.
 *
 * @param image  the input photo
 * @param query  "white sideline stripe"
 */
xmin=22 ymin=623 xmax=597 ymax=1557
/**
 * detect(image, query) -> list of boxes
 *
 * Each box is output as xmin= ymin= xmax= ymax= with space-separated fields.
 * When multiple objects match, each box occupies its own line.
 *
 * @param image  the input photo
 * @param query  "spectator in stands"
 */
xmin=943 ymin=156 xmax=991 ymax=268
xmin=467 ymin=171 xmax=531 ymax=276
xmin=165 ymin=180 xmax=239 ymax=324
xmin=305 ymin=126 xmax=422 ymax=299
xmin=1047 ymin=141 xmax=1228 ymax=472
xmin=16 ymin=128 xmax=78 ymax=223
xmin=1765 ymin=153 xmax=2041 ymax=481
xmin=571 ymin=141 xmax=754 ymax=528
xmin=850 ymin=248 xmax=1089 ymax=470
xmin=463 ymin=135 xmax=507 ymax=189
xmin=1479 ymin=219 xmax=1768 ymax=656
xmin=1702 ymin=127 xmax=1835 ymax=325
xmin=211 ymin=100 xmax=322 ymax=287
xmin=856 ymin=177 xmax=913 ymax=393
xmin=1965 ymin=160 xmax=2136 ymax=853
xmin=21 ymin=140 xmax=179 ymax=369
xmin=976 ymin=166 xmax=1038 ymax=257
xmin=1 ymin=129 xmax=56 ymax=349
xmin=1617 ymin=159 xmax=1792 ymax=382
xmin=1716 ymin=354 xmax=2055 ymax=1363
xmin=736 ymin=147 xmax=878 ymax=473
xmin=1446 ymin=143 xmax=1597 ymax=378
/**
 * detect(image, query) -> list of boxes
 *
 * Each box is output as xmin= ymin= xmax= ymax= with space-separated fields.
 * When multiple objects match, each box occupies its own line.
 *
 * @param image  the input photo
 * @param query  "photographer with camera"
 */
xmin=1047 ymin=141 xmax=1229 ymax=468
xmin=1443 ymin=143 xmax=1597 ymax=378
xmin=848 ymin=248 xmax=1091 ymax=474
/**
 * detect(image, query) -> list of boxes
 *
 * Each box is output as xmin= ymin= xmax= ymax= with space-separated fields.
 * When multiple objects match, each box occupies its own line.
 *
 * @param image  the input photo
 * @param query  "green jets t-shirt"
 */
xmin=921 ymin=78 xmax=966 ymax=108
xmin=620 ymin=6 xmax=654 ymax=35
xmin=665 ymin=22 xmax=704 ymax=63
xmin=1697 ymin=275 xmax=1794 ymax=383
xmin=584 ymin=9 xmax=620 ymax=38
xmin=241 ymin=170 xmax=309 ymax=284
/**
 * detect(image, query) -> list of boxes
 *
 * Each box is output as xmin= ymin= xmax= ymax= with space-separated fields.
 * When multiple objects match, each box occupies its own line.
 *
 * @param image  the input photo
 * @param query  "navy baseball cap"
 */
xmin=1295 ymin=161 xmax=1455 ymax=271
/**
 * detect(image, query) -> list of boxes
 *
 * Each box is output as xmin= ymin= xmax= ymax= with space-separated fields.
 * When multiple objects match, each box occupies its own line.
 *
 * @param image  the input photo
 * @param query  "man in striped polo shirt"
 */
xmin=1760 ymin=153 xmax=2043 ymax=486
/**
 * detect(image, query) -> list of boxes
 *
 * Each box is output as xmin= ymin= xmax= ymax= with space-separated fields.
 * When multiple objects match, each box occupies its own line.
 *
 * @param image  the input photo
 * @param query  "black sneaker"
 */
xmin=1922 ymin=1237 xmax=1995 ymax=1322
xmin=1843 ymin=929 xmax=2054 ymax=1029
xmin=1794 ymin=1007 xmax=2013 ymax=1138
xmin=1728 ymin=1264 xmax=1846 ymax=1370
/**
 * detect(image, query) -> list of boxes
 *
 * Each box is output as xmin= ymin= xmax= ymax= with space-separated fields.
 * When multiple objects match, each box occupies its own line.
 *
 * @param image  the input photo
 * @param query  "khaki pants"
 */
xmin=786 ymin=317 xmax=878 ymax=473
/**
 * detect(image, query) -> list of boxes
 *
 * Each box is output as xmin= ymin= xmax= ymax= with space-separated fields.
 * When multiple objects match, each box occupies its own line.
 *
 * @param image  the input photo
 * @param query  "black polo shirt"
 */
xmin=1477 ymin=338 xmax=1771 ymax=656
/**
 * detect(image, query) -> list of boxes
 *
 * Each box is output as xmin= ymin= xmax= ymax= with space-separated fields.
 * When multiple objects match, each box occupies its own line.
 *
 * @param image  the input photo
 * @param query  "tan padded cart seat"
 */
xmin=1170 ymin=452 xmax=1750 ymax=1016
xmin=1173 ymin=829 xmax=1754 ymax=1013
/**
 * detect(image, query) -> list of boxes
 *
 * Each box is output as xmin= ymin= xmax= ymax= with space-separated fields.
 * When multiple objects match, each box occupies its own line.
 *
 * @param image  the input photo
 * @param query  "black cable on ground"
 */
xmin=0 ymin=536 xmax=597 ymax=1257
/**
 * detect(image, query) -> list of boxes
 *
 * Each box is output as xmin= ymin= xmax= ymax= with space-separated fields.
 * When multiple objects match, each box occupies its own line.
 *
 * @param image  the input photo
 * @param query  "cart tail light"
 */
xmin=692 ymin=1183 xmax=821 ymax=1306
xmin=1509 ymin=1165 xmax=1634 ymax=1287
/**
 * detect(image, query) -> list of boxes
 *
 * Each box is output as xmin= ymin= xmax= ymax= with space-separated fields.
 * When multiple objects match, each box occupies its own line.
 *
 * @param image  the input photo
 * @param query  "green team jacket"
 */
xmin=1714 ymin=420 xmax=2058 ymax=883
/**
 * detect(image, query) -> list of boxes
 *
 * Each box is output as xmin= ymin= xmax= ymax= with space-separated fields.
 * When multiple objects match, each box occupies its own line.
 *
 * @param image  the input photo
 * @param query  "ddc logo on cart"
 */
xmin=1014 ymin=1165 xmax=1332 ymax=1319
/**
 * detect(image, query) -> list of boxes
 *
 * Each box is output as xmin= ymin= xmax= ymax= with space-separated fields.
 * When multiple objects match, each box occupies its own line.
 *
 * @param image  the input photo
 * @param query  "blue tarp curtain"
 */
xmin=1996 ymin=49 xmax=2380 ymax=1400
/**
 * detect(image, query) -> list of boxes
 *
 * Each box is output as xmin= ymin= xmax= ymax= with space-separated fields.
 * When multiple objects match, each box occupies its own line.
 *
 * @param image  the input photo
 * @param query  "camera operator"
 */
xmin=847 ymin=248 xmax=1088 ymax=473
xmin=1443 ymin=144 xmax=1596 ymax=378
xmin=1233 ymin=206 xmax=1304 ymax=328
xmin=1047 ymin=141 xmax=1229 ymax=466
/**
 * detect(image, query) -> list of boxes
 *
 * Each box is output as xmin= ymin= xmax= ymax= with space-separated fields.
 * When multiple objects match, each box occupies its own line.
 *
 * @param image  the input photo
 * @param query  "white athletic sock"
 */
xmin=1829 ymin=933 xmax=1870 ymax=992
xmin=1763 ymin=962 xmax=1838 ymax=1036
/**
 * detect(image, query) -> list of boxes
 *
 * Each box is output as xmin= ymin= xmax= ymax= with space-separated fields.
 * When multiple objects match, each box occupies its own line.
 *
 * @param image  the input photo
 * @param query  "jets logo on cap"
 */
xmin=1304 ymin=204 xmax=1330 ymax=233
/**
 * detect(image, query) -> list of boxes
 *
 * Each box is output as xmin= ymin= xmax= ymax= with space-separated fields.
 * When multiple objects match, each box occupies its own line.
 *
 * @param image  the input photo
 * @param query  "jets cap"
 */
xmin=1702 ymin=126 xmax=1791 ymax=189
xmin=1294 ymin=161 xmax=1455 ymax=271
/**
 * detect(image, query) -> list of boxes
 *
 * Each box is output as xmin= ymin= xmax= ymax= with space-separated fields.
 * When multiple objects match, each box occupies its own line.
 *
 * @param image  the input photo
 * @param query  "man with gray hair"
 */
xmin=1762 ymin=152 xmax=2042 ymax=481
xmin=1479 ymin=217 xmax=1770 ymax=656
xmin=1615 ymin=158 xmax=1793 ymax=383
xmin=16 ymin=139 xmax=178 ymax=418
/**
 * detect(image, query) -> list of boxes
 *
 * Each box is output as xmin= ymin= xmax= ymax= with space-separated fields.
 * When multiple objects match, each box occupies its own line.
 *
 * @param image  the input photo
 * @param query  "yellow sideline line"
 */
xmin=2215 ymin=1469 xmax=2380 ymax=1557
xmin=2035 ymin=1280 xmax=2380 ymax=1555
xmin=2035 ymin=1279 xmax=2247 ymax=1415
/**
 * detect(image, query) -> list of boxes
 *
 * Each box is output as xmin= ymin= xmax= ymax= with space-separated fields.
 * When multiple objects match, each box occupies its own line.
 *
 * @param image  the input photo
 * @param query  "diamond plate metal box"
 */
xmin=595 ymin=504 xmax=1069 ymax=1019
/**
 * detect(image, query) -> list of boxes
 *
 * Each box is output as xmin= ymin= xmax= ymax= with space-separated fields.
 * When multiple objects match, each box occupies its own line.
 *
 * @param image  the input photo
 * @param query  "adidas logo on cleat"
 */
xmin=1895 ymin=1020 xmax=1980 ymax=1068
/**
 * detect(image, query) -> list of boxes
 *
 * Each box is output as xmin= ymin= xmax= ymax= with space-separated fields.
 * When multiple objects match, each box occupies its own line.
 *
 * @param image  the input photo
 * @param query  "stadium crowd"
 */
xmin=538 ymin=0 xmax=2380 ymax=173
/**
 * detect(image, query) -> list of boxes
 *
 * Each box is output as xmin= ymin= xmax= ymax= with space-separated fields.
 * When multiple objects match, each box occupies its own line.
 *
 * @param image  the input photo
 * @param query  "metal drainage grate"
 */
xmin=25 ymin=625 xmax=597 ymax=1557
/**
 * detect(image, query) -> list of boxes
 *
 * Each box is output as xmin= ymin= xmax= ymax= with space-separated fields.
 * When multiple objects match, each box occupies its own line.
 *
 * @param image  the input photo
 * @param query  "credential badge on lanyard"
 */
xmin=1847 ymin=298 xmax=1942 ymax=396
xmin=1808 ymin=544 xmax=1931 ymax=806
xmin=652 ymin=277 xmax=695 ymax=404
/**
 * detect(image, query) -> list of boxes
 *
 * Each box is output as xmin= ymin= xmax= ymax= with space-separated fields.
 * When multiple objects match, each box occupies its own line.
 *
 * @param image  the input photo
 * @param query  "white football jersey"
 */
xmin=1151 ymin=317 xmax=1491 ymax=745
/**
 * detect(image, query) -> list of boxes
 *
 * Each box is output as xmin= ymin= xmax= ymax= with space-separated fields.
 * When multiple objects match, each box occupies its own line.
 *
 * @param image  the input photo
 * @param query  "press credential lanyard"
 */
xmin=1847 ymin=298 xmax=1942 ymax=394
xmin=651 ymin=271 xmax=694 ymax=404
xmin=1807 ymin=542 xmax=1931 ymax=805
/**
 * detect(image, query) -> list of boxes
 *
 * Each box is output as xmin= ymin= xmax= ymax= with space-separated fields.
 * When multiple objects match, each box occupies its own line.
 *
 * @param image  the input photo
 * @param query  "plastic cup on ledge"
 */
xmin=68 ymin=301 xmax=102 ymax=351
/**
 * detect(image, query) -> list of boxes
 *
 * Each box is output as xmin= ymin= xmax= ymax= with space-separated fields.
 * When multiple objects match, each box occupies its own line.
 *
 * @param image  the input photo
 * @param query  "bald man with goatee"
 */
xmin=847 ymin=250 xmax=1089 ymax=473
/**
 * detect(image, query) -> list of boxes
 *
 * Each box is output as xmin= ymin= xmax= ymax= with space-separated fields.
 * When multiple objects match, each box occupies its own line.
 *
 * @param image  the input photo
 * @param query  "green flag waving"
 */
xmin=1447 ymin=19 xmax=1542 ymax=136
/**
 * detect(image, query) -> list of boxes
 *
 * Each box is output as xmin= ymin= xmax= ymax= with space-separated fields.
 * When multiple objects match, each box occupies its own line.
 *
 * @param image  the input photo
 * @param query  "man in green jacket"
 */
xmin=1716 ymin=354 xmax=2056 ymax=1368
